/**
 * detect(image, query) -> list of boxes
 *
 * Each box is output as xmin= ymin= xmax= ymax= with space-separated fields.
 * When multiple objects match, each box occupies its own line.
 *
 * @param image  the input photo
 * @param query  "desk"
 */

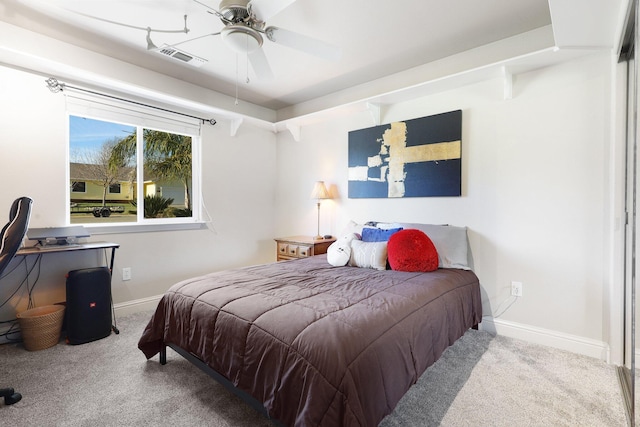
xmin=17 ymin=242 xmax=119 ymax=268
xmin=16 ymin=242 xmax=120 ymax=333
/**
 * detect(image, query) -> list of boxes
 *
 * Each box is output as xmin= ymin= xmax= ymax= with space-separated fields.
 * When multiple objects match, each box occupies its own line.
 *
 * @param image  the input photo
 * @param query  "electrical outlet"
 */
xmin=122 ymin=267 xmax=132 ymax=281
xmin=511 ymin=281 xmax=523 ymax=297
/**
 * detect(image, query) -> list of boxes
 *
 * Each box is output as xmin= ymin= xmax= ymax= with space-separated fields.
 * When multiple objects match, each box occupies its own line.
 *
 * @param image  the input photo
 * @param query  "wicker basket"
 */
xmin=17 ymin=305 xmax=65 ymax=351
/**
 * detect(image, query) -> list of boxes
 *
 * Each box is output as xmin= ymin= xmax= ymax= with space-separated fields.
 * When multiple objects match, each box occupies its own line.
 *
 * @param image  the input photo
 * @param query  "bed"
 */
xmin=138 ymin=223 xmax=482 ymax=426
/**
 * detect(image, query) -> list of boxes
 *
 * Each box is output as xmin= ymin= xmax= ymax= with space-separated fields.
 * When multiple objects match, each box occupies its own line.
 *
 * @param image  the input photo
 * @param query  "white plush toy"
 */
xmin=326 ymin=233 xmax=360 ymax=266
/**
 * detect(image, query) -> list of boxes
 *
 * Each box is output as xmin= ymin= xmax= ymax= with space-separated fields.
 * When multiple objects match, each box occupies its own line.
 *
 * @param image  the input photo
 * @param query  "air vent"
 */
xmin=153 ymin=45 xmax=207 ymax=68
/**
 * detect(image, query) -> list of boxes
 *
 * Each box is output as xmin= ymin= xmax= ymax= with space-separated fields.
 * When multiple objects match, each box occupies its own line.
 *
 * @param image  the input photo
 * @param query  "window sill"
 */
xmin=85 ymin=221 xmax=208 ymax=235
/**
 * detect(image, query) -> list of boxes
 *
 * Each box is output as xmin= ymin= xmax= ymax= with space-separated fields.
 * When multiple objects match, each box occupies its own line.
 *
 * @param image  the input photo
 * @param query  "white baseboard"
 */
xmin=3 ymin=298 xmax=613 ymax=364
xmin=480 ymin=317 xmax=611 ymax=362
xmin=113 ymin=294 xmax=163 ymax=317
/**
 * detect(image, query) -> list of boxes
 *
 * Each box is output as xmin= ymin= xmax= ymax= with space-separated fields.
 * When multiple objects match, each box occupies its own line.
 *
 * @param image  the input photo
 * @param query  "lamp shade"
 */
xmin=310 ymin=181 xmax=330 ymax=200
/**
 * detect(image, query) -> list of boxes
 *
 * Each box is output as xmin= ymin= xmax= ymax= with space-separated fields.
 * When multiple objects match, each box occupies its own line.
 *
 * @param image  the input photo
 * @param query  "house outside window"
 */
xmin=66 ymin=96 xmax=201 ymax=228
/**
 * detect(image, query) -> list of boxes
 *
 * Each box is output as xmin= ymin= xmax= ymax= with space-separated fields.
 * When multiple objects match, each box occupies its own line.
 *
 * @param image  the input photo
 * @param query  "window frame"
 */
xmin=108 ymin=183 xmax=121 ymax=194
xmin=65 ymin=93 xmax=203 ymax=233
xmin=71 ymin=181 xmax=87 ymax=193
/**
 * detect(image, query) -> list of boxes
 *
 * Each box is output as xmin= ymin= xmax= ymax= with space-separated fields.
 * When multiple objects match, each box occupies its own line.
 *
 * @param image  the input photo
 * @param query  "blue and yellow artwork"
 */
xmin=348 ymin=110 xmax=462 ymax=198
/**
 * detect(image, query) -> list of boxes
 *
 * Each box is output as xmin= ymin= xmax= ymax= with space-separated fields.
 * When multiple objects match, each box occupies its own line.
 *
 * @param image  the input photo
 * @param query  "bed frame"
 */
xmin=159 ymin=342 xmax=283 ymax=425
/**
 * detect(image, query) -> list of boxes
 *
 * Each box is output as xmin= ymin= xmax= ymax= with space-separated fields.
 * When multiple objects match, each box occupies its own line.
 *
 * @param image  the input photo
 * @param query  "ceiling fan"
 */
xmin=186 ymin=0 xmax=341 ymax=79
xmin=42 ymin=0 xmax=340 ymax=81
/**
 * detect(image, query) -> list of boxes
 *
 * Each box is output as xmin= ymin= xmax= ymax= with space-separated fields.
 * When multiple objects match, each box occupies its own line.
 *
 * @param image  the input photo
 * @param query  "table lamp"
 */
xmin=310 ymin=181 xmax=331 ymax=240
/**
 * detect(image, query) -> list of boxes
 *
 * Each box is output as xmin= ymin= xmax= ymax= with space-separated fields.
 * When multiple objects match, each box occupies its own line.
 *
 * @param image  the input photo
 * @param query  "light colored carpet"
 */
xmin=0 ymin=311 xmax=628 ymax=426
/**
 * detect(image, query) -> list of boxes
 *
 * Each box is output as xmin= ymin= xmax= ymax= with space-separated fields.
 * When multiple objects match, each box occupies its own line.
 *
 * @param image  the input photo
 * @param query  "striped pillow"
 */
xmin=348 ymin=240 xmax=387 ymax=270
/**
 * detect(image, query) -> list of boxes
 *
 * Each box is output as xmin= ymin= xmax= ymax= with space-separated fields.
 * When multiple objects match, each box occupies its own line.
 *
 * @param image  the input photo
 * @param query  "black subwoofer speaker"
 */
xmin=66 ymin=267 xmax=112 ymax=345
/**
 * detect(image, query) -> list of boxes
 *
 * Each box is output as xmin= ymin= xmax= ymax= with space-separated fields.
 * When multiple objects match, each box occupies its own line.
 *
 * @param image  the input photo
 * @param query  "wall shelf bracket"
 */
xmin=502 ymin=66 xmax=513 ymax=100
xmin=230 ymin=118 xmax=243 ymax=137
xmin=367 ymin=102 xmax=381 ymax=126
xmin=286 ymin=122 xmax=301 ymax=142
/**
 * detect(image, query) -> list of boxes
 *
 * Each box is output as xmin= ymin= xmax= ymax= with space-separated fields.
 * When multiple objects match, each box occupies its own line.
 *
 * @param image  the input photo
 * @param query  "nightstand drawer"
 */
xmin=287 ymin=244 xmax=299 ymax=257
xmin=277 ymin=242 xmax=289 ymax=256
xmin=297 ymin=245 xmax=312 ymax=257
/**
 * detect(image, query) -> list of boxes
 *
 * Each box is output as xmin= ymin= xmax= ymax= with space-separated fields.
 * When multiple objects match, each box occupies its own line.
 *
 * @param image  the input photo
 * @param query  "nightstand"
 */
xmin=274 ymin=235 xmax=336 ymax=261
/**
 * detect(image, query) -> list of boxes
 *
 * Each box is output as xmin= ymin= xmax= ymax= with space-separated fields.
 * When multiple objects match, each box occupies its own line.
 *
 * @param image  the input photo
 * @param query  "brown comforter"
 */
xmin=138 ymin=255 xmax=482 ymax=426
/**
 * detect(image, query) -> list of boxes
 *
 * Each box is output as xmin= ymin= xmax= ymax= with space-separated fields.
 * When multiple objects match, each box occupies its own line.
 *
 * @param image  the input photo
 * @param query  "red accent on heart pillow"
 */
xmin=387 ymin=229 xmax=439 ymax=272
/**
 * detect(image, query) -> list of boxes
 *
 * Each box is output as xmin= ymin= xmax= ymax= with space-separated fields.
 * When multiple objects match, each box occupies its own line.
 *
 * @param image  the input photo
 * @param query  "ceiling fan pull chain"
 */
xmin=244 ymin=36 xmax=249 ymax=84
xmin=245 ymin=40 xmax=250 ymax=84
xmin=235 ymin=53 xmax=239 ymax=105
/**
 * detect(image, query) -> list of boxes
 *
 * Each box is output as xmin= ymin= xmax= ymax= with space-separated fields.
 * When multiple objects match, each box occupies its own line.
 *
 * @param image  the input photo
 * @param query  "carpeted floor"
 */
xmin=0 ymin=311 xmax=628 ymax=426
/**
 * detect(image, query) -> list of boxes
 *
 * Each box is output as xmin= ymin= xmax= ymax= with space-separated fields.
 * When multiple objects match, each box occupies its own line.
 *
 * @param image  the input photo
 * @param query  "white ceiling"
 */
xmin=2 ymin=0 xmax=552 ymax=112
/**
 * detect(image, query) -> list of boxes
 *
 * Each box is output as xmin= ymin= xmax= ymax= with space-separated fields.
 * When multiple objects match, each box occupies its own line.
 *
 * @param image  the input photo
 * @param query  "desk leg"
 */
xmin=108 ymin=247 xmax=120 ymax=335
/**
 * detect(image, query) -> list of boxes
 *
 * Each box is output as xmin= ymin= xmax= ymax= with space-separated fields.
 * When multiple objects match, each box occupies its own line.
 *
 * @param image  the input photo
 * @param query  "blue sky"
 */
xmin=69 ymin=115 xmax=135 ymax=163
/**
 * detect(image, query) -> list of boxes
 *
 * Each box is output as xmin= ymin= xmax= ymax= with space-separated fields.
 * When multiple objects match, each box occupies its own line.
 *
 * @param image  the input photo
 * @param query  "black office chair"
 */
xmin=0 ymin=197 xmax=32 ymax=406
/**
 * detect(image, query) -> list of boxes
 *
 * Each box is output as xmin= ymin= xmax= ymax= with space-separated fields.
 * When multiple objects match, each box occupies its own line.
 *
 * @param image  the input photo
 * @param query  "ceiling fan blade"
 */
xmin=265 ymin=26 xmax=341 ymax=61
xmin=248 ymin=48 xmax=274 ymax=80
xmin=249 ymin=0 xmax=298 ymax=21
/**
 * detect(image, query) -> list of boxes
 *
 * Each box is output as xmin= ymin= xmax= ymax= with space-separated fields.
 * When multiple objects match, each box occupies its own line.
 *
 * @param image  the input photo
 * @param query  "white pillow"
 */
xmin=348 ymin=240 xmax=387 ymax=271
xmin=395 ymin=223 xmax=470 ymax=269
xmin=327 ymin=233 xmax=358 ymax=267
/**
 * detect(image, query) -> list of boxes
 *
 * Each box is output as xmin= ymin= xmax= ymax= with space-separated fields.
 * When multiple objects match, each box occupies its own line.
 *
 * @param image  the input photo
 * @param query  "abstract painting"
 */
xmin=348 ymin=110 xmax=462 ymax=198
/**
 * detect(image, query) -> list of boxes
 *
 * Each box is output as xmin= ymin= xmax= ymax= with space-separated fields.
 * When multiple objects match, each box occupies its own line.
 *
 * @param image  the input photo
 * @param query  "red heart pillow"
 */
xmin=387 ymin=229 xmax=439 ymax=272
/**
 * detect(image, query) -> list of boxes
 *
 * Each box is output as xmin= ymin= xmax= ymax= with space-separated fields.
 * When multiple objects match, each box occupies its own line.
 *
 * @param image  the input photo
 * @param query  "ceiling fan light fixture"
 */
xmin=221 ymin=25 xmax=263 ymax=53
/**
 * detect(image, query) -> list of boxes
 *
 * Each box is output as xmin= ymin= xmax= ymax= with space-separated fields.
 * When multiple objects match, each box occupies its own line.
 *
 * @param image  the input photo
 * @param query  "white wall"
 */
xmin=275 ymin=52 xmax=615 ymax=357
xmin=0 ymin=25 xmax=620 ymax=360
xmin=0 ymin=64 xmax=278 ymax=326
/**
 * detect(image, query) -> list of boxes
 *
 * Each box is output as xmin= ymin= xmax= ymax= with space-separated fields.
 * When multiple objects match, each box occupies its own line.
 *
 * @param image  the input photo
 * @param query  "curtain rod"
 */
xmin=44 ymin=77 xmax=217 ymax=126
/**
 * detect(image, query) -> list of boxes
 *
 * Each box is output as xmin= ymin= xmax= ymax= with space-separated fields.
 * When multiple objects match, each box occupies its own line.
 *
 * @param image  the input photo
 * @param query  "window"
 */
xmin=71 ymin=181 xmax=86 ymax=193
xmin=67 ymin=94 xmax=201 ymax=229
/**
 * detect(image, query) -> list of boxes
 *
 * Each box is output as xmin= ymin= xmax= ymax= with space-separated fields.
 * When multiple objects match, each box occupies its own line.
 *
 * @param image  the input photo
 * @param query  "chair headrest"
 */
xmin=0 ymin=197 xmax=33 ymax=275
xmin=9 ymin=197 xmax=31 ymax=221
